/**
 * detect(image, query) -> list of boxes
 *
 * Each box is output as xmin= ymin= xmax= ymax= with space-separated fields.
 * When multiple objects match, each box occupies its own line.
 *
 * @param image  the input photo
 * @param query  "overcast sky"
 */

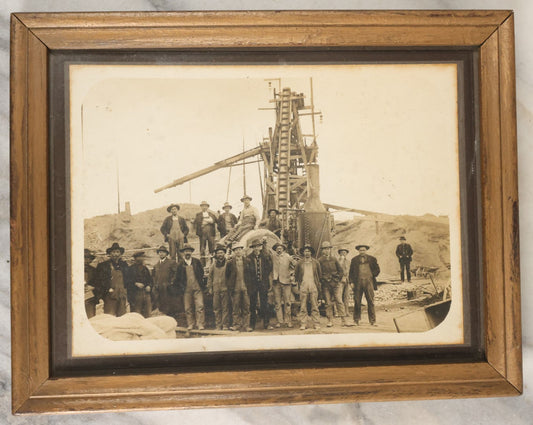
xmin=71 ymin=64 xmax=459 ymax=219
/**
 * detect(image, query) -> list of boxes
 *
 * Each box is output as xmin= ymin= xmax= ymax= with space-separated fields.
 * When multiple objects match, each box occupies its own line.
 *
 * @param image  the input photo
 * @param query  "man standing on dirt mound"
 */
xmin=160 ymin=203 xmax=189 ymax=261
xmin=349 ymin=244 xmax=380 ymax=326
xmin=396 ymin=236 xmax=413 ymax=283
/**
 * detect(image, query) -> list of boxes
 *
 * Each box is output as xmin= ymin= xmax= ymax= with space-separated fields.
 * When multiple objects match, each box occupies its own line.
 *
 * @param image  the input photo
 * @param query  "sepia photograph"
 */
xmin=70 ymin=63 xmax=463 ymax=357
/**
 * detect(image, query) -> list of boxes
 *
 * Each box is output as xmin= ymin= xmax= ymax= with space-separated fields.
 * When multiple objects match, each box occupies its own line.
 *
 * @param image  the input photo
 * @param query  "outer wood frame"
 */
xmin=10 ymin=10 xmax=521 ymax=413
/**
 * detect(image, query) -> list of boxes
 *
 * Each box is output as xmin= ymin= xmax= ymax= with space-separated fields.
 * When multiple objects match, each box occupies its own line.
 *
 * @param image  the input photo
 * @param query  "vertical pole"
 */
xmin=310 ymin=77 xmax=317 ymax=144
xmin=116 ymin=156 xmax=120 ymax=214
xmin=242 ymin=137 xmax=247 ymax=195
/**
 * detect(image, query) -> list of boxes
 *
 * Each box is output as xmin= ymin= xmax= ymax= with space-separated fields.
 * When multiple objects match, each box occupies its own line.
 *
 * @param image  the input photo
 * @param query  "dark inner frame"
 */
xmin=49 ymin=49 xmax=483 ymax=378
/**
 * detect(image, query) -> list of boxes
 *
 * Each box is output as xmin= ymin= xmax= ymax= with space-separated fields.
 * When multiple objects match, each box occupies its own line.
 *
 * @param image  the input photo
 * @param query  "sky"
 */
xmin=71 ymin=64 xmax=459 ymax=219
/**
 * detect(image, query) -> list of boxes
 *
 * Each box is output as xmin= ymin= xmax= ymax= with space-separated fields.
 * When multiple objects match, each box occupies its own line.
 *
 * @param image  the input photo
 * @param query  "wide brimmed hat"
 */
xmin=272 ymin=242 xmax=287 ymax=251
xmin=180 ymin=244 xmax=195 ymax=252
xmin=84 ymin=249 xmax=96 ymax=261
xmin=399 ymin=236 xmax=406 ymax=241
xmin=300 ymin=245 xmax=316 ymax=255
xmin=240 ymin=195 xmax=252 ymax=202
xmin=248 ymin=238 xmax=263 ymax=248
xmin=355 ymin=244 xmax=370 ymax=250
xmin=268 ymin=208 xmax=279 ymax=215
xmin=199 ymin=201 xmax=210 ymax=207
xmin=232 ymin=243 xmax=245 ymax=251
xmin=214 ymin=244 xmax=226 ymax=253
xmin=222 ymin=202 xmax=232 ymax=210
xmin=156 ymin=245 xmax=169 ymax=254
xmin=106 ymin=242 xmax=125 ymax=255
xmin=338 ymin=248 xmax=349 ymax=254
xmin=133 ymin=251 xmax=147 ymax=259
xmin=167 ymin=203 xmax=180 ymax=212
xmin=320 ymin=241 xmax=333 ymax=249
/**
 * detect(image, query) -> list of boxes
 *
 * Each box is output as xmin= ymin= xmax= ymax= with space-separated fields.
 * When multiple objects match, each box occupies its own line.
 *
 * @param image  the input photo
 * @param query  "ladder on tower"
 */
xmin=277 ymin=88 xmax=292 ymax=210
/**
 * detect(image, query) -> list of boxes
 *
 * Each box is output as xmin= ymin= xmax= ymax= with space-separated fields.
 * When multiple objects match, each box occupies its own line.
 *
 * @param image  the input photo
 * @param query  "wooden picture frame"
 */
xmin=10 ymin=10 xmax=521 ymax=413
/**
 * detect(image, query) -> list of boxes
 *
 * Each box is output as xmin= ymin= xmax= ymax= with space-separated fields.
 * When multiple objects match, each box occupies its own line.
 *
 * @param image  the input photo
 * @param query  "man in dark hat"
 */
xmin=84 ymin=249 xmax=97 ymax=319
xmin=349 ymin=245 xmax=380 ymax=326
xmin=271 ymin=242 xmax=295 ymax=327
xmin=337 ymin=248 xmax=353 ymax=324
xmin=295 ymin=245 xmax=322 ymax=330
xmin=126 ymin=251 xmax=153 ymax=318
xmin=318 ymin=241 xmax=348 ymax=327
xmin=245 ymin=238 xmax=273 ymax=330
xmin=217 ymin=202 xmax=238 ymax=238
xmin=226 ymin=243 xmax=252 ymax=332
xmin=207 ymin=245 xmax=230 ymax=330
xmin=260 ymin=208 xmax=282 ymax=238
xmin=94 ymin=242 xmax=129 ymax=317
xmin=193 ymin=201 xmax=218 ymax=264
xmin=174 ymin=244 xmax=206 ymax=330
xmin=225 ymin=195 xmax=260 ymax=244
xmin=160 ymin=203 xmax=189 ymax=261
xmin=151 ymin=245 xmax=178 ymax=318
xmin=395 ymin=236 xmax=413 ymax=282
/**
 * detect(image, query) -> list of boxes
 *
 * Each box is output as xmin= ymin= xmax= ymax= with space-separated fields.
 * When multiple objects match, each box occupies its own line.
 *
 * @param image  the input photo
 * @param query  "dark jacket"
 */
xmin=318 ymin=255 xmax=344 ymax=286
xmin=152 ymin=257 xmax=178 ymax=299
xmin=125 ymin=263 xmax=153 ymax=302
xmin=226 ymin=256 xmax=252 ymax=293
xmin=349 ymin=255 xmax=380 ymax=290
xmin=84 ymin=264 xmax=97 ymax=303
xmin=396 ymin=243 xmax=413 ymax=261
xmin=160 ymin=215 xmax=189 ymax=242
xmin=294 ymin=258 xmax=322 ymax=294
xmin=245 ymin=251 xmax=272 ymax=291
xmin=174 ymin=257 xmax=206 ymax=294
xmin=94 ymin=259 xmax=129 ymax=300
xmin=193 ymin=211 xmax=218 ymax=237
xmin=217 ymin=212 xmax=238 ymax=236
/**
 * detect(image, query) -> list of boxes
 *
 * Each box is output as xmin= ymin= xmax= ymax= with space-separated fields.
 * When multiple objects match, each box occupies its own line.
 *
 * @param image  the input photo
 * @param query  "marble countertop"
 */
xmin=1 ymin=1 xmax=531 ymax=423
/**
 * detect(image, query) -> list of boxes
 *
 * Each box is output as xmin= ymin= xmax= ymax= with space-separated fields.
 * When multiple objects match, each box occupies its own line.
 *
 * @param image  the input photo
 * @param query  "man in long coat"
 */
xmin=151 ymin=245 xmax=178 ymax=317
xmin=349 ymin=244 xmax=380 ymax=326
xmin=160 ymin=203 xmax=189 ymax=261
xmin=126 ymin=251 xmax=153 ymax=318
xmin=245 ymin=238 xmax=273 ymax=330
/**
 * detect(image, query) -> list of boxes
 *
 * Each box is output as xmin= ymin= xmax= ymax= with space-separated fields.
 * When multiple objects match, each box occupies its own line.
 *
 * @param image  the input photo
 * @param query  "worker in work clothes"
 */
xmin=207 ymin=245 xmax=230 ymax=330
xmin=271 ymin=242 xmax=295 ymax=328
xmin=246 ymin=238 xmax=273 ymax=330
xmin=193 ymin=201 xmax=217 ymax=265
xmin=94 ymin=242 xmax=129 ymax=317
xmin=126 ymin=251 xmax=153 ymax=318
xmin=260 ymin=208 xmax=282 ymax=238
xmin=217 ymin=202 xmax=238 ymax=238
xmin=225 ymin=195 xmax=260 ymax=244
xmin=295 ymin=245 xmax=322 ymax=330
xmin=396 ymin=236 xmax=413 ymax=282
xmin=84 ymin=249 xmax=98 ymax=319
xmin=318 ymin=241 xmax=349 ymax=327
xmin=160 ymin=203 xmax=189 ymax=261
xmin=226 ymin=243 xmax=252 ymax=332
xmin=337 ymin=248 xmax=353 ymax=323
xmin=175 ymin=244 xmax=206 ymax=330
xmin=349 ymin=244 xmax=380 ymax=326
xmin=151 ymin=245 xmax=178 ymax=317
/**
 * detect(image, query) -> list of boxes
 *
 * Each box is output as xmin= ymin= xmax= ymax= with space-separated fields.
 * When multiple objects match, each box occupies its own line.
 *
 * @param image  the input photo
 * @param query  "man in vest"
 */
xmin=295 ymin=245 xmax=322 ymax=330
xmin=271 ymin=242 xmax=295 ymax=328
xmin=160 ymin=203 xmax=189 ymax=261
xmin=226 ymin=243 xmax=252 ymax=332
xmin=126 ymin=251 xmax=153 ymax=318
xmin=396 ymin=236 xmax=414 ymax=282
xmin=94 ymin=242 xmax=129 ymax=317
xmin=175 ymin=244 xmax=206 ymax=330
xmin=151 ymin=245 xmax=178 ymax=318
xmin=318 ymin=241 xmax=348 ymax=327
xmin=207 ymin=245 xmax=230 ymax=330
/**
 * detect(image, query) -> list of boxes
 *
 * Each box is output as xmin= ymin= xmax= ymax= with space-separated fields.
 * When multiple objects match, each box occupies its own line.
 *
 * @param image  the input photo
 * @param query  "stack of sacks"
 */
xmin=89 ymin=313 xmax=177 ymax=341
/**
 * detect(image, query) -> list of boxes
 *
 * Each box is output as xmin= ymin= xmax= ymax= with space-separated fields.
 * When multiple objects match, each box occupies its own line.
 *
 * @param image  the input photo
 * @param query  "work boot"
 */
xmin=327 ymin=321 xmax=333 ymax=327
xmin=300 ymin=324 xmax=306 ymax=330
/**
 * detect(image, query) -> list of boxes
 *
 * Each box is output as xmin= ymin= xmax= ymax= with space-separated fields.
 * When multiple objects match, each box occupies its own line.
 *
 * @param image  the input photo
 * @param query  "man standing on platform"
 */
xmin=217 ymin=202 xmax=238 ymax=238
xmin=226 ymin=243 xmax=252 ymax=332
xmin=126 ymin=251 xmax=153 ymax=318
xmin=246 ymin=238 xmax=273 ymax=330
xmin=151 ymin=245 xmax=178 ymax=318
xmin=295 ymin=245 xmax=322 ymax=330
xmin=207 ymin=245 xmax=230 ymax=330
xmin=175 ymin=244 xmax=206 ymax=330
xmin=318 ymin=241 xmax=348 ymax=327
xmin=94 ymin=242 xmax=129 ymax=317
xmin=271 ymin=242 xmax=295 ymax=328
xmin=193 ymin=201 xmax=217 ymax=264
xmin=396 ymin=236 xmax=413 ymax=282
xmin=160 ymin=203 xmax=189 ymax=261
xmin=349 ymin=244 xmax=380 ymax=326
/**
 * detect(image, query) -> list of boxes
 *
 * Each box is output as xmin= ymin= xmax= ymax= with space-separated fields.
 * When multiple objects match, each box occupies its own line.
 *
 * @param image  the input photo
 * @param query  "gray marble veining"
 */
xmin=1 ymin=1 xmax=531 ymax=423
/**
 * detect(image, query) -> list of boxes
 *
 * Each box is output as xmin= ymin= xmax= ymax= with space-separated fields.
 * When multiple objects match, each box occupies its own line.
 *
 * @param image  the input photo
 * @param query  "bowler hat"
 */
xmin=240 ymin=195 xmax=252 ymax=202
xmin=200 ymin=201 xmax=210 ymax=207
xmin=355 ymin=244 xmax=370 ymax=251
xmin=320 ymin=241 xmax=333 ymax=249
xmin=222 ymin=202 xmax=232 ymax=210
xmin=133 ymin=251 xmax=146 ymax=259
xmin=272 ymin=242 xmax=287 ymax=251
xmin=84 ymin=248 xmax=96 ymax=261
xmin=300 ymin=244 xmax=316 ymax=255
xmin=249 ymin=238 xmax=262 ymax=248
xmin=106 ymin=242 xmax=125 ymax=255
xmin=337 ymin=248 xmax=349 ymax=254
xmin=180 ymin=244 xmax=195 ymax=252
xmin=167 ymin=203 xmax=180 ymax=212
xmin=156 ymin=245 xmax=169 ymax=254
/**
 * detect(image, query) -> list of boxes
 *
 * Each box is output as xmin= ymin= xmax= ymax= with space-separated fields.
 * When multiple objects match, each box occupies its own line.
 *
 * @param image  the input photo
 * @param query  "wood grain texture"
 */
xmin=498 ymin=14 xmax=522 ymax=392
xmin=9 ymin=10 xmax=521 ymax=413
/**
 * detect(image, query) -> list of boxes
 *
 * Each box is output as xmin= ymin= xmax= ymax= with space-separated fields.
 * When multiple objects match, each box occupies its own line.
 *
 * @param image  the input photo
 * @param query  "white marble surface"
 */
xmin=1 ymin=0 xmax=532 ymax=423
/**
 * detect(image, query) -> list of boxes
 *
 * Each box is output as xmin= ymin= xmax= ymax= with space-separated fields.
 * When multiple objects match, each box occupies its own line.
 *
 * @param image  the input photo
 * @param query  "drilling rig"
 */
xmin=154 ymin=80 xmax=332 ymax=254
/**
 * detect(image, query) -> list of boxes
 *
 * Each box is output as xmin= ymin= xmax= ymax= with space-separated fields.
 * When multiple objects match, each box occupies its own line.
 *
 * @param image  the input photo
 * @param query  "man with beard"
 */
xmin=151 ymin=245 xmax=178 ymax=317
xmin=160 ymin=203 xmax=189 ymax=261
xmin=226 ymin=243 xmax=252 ymax=332
xmin=94 ymin=242 xmax=129 ymax=317
xmin=349 ymin=244 xmax=381 ymax=326
xmin=175 ymin=244 xmax=206 ymax=330
xmin=207 ymin=245 xmax=230 ymax=330
xmin=126 ymin=251 xmax=153 ymax=318
xmin=245 ymin=238 xmax=273 ymax=330
xmin=84 ymin=249 xmax=97 ymax=318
